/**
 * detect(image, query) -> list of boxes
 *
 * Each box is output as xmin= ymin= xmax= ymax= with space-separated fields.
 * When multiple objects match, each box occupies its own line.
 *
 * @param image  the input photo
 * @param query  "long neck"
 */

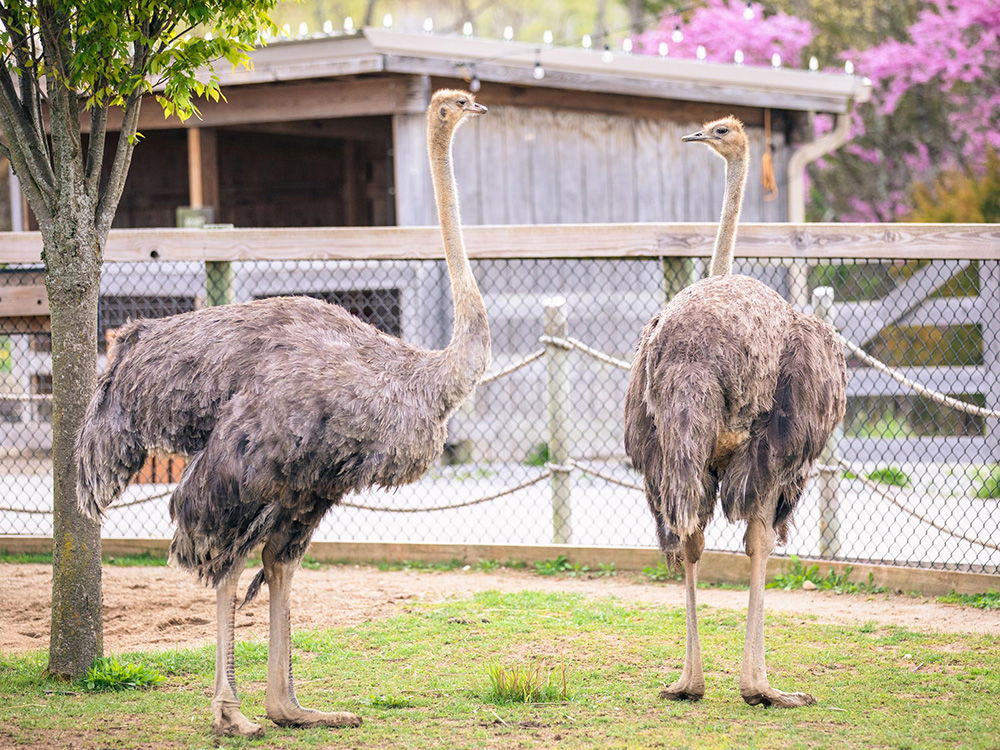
xmin=428 ymin=122 xmax=490 ymax=398
xmin=708 ymin=153 xmax=748 ymax=277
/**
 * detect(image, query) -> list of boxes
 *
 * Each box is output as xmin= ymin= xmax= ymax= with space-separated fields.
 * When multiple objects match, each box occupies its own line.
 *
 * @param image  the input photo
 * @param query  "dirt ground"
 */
xmin=2 ymin=563 xmax=998 ymax=654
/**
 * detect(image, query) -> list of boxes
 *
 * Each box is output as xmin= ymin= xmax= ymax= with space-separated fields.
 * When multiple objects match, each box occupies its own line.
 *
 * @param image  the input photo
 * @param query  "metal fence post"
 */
xmin=813 ymin=285 xmax=842 ymax=558
xmin=543 ymin=297 xmax=572 ymax=544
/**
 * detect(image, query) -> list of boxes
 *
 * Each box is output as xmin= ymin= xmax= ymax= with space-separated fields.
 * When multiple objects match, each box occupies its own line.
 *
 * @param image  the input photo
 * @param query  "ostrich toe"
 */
xmin=267 ymin=707 xmax=363 ymax=729
xmin=741 ymin=687 xmax=816 ymax=708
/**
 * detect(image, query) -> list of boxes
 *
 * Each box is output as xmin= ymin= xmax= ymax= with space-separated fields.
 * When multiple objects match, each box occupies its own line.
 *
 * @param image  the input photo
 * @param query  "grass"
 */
xmin=1 ymin=590 xmax=998 ymax=749
xmin=533 ymin=555 xmax=616 ymax=578
xmin=485 ymin=661 xmax=570 ymax=704
xmin=938 ymin=590 xmax=1000 ymax=610
xmin=768 ymin=556 xmax=887 ymax=594
xmin=0 ymin=549 xmax=169 ymax=567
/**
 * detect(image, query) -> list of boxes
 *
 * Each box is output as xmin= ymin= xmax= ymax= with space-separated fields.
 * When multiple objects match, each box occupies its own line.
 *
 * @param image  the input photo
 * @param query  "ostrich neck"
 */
xmin=428 ymin=125 xmax=490 ymax=401
xmin=709 ymin=154 xmax=748 ymax=277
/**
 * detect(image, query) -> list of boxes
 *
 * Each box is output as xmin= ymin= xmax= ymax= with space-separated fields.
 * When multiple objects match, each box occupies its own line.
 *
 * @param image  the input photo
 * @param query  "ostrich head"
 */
xmin=681 ymin=117 xmax=748 ymax=162
xmin=430 ymin=89 xmax=487 ymax=131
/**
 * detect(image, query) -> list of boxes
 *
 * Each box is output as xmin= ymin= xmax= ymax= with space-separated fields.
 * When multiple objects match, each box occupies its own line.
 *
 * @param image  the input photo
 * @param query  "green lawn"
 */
xmin=1 ymin=590 xmax=998 ymax=749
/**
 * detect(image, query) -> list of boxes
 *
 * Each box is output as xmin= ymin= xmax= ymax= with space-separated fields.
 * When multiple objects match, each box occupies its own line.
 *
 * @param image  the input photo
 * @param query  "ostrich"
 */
xmin=76 ymin=90 xmax=490 ymax=736
xmin=623 ymin=117 xmax=846 ymax=707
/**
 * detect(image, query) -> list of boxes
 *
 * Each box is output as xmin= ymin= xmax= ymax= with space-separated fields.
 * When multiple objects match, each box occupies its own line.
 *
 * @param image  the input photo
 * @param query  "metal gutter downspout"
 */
xmin=786 ymin=109 xmax=853 ymax=308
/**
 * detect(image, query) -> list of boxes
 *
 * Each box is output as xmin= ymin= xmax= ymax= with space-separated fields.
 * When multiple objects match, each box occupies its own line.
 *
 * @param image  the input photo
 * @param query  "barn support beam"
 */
xmin=544 ymin=297 xmax=573 ymax=545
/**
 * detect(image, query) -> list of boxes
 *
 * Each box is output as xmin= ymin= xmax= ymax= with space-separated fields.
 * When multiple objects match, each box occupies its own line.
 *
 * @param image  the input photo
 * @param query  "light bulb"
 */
xmin=462 ymin=21 xmax=473 ymax=36
xmin=298 ymin=22 xmax=308 ymax=36
xmin=543 ymin=29 xmax=553 ymax=45
xmin=809 ymin=55 xmax=819 ymax=72
xmin=423 ymin=17 xmax=433 ymax=33
xmin=844 ymin=59 xmax=855 ymax=75
xmin=281 ymin=24 xmax=290 ymax=37
xmin=623 ymin=38 xmax=633 ymax=54
xmin=658 ymin=41 xmax=668 ymax=57
xmin=734 ymin=49 xmax=744 ymax=65
xmin=671 ymin=25 xmax=683 ymax=43
xmin=771 ymin=52 xmax=781 ymax=68
xmin=503 ymin=25 xmax=514 ymax=41
xmin=382 ymin=13 xmax=392 ymax=28
xmin=322 ymin=20 xmax=333 ymax=34
xmin=743 ymin=2 xmax=755 ymax=21
xmin=533 ymin=61 xmax=545 ymax=79
xmin=470 ymin=75 xmax=481 ymax=92
xmin=582 ymin=34 xmax=592 ymax=49
xmin=601 ymin=45 xmax=613 ymax=63
xmin=343 ymin=16 xmax=354 ymax=32
xmin=696 ymin=44 xmax=706 ymax=61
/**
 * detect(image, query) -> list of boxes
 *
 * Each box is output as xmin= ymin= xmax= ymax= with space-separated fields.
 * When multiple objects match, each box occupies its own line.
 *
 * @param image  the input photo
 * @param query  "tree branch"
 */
xmin=0 ymin=67 xmax=55 ymax=212
xmin=95 ymin=89 xmax=141 ymax=239
xmin=84 ymin=104 xmax=108 ymax=199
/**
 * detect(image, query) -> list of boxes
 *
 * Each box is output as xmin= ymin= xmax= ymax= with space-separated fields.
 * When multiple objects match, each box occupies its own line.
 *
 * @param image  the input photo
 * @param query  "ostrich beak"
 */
xmin=681 ymin=130 xmax=707 ymax=142
xmin=463 ymin=101 xmax=488 ymax=114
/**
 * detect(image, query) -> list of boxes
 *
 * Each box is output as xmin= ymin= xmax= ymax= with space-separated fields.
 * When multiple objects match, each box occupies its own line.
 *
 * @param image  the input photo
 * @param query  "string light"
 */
xmin=696 ymin=44 xmax=706 ymax=61
xmin=743 ymin=2 xmax=755 ymax=21
xmin=582 ymin=34 xmax=592 ymax=50
xmin=382 ymin=13 xmax=392 ymax=28
xmin=844 ymin=59 xmax=855 ymax=75
xmin=470 ymin=75 xmax=481 ymax=92
xmin=533 ymin=51 xmax=545 ymax=80
xmin=543 ymin=29 xmax=553 ymax=45
xmin=322 ymin=20 xmax=333 ymax=34
xmin=205 ymin=31 xmax=214 ymax=40
xmin=809 ymin=55 xmax=819 ymax=72
xmin=601 ymin=44 xmax=613 ymax=63
xmin=298 ymin=21 xmax=308 ymax=36
xmin=281 ymin=23 xmax=290 ymax=37
xmin=622 ymin=38 xmax=633 ymax=54
xmin=671 ymin=24 xmax=683 ymax=43
xmin=734 ymin=49 xmax=744 ymax=65
xmin=658 ymin=41 xmax=668 ymax=57
xmin=343 ymin=16 xmax=354 ymax=32
xmin=503 ymin=25 xmax=514 ymax=41
xmin=771 ymin=52 xmax=782 ymax=68
xmin=462 ymin=21 xmax=473 ymax=37
xmin=423 ymin=17 xmax=434 ymax=33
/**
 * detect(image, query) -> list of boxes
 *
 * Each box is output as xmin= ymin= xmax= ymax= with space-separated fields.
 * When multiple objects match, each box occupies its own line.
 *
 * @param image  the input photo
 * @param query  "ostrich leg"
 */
xmin=262 ymin=547 xmax=362 ymax=728
xmin=212 ymin=563 xmax=264 ymax=737
xmin=739 ymin=518 xmax=815 ymax=707
xmin=660 ymin=530 xmax=705 ymax=701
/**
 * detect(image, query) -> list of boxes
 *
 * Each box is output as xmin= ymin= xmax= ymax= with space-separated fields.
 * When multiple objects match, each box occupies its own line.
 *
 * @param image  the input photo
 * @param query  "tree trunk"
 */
xmin=44 ymin=213 xmax=103 ymax=679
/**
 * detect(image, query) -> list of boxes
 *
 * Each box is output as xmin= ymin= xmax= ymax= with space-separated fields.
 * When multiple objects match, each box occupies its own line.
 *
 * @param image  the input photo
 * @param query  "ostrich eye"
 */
xmin=458 ymin=99 xmax=468 ymax=106
xmin=716 ymin=127 xmax=729 ymax=135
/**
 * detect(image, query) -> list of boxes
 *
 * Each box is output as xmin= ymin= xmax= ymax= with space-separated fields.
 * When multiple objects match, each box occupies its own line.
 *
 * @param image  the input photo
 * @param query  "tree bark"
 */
xmin=44 ymin=211 xmax=103 ymax=679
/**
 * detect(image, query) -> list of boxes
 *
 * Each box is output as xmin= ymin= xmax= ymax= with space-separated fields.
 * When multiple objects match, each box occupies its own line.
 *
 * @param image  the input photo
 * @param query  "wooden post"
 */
xmin=813 ymin=286 xmax=841 ymax=558
xmin=187 ymin=127 xmax=230 ymax=306
xmin=544 ymin=297 xmax=572 ymax=544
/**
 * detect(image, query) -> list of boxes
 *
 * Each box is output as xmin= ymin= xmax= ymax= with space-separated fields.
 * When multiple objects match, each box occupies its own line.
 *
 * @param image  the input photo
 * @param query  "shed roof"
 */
xmin=208 ymin=28 xmax=870 ymax=114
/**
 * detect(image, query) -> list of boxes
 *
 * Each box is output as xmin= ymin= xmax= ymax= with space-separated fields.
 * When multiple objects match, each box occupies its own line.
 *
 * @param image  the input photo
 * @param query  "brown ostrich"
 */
xmin=76 ymin=90 xmax=489 ymax=736
xmin=623 ymin=117 xmax=846 ymax=707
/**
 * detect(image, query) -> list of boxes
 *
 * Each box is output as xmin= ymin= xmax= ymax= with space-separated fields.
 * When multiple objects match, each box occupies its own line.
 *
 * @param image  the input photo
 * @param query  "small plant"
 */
xmin=524 ymin=442 xmax=550 ymax=467
xmin=768 ymin=556 xmax=886 ymax=594
xmin=476 ymin=559 xmax=502 ymax=572
xmin=532 ymin=555 xmax=605 ymax=577
xmin=974 ymin=466 xmax=1000 ymax=499
xmin=641 ymin=560 xmax=682 ymax=583
xmin=866 ymin=466 xmax=911 ymax=487
xmin=300 ymin=556 xmax=325 ymax=570
xmin=485 ymin=661 xmax=570 ymax=704
xmin=594 ymin=562 xmax=617 ymax=578
xmin=938 ymin=590 xmax=1000 ymax=610
xmin=367 ymin=693 xmax=413 ymax=708
xmin=82 ymin=657 xmax=164 ymax=692
xmin=534 ymin=555 xmax=573 ymax=576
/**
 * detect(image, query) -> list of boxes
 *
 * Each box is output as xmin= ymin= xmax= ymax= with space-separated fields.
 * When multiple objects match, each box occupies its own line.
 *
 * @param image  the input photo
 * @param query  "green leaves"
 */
xmin=82 ymin=657 xmax=164 ymax=692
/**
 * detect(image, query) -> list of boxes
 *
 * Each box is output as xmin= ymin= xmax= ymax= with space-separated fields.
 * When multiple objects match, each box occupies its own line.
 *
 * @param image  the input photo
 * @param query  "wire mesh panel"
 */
xmin=1 ymin=254 xmax=996 ymax=574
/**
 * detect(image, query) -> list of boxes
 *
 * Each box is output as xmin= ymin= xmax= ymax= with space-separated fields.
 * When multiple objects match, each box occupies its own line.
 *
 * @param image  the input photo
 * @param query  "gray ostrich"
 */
xmin=624 ymin=117 xmax=846 ymax=707
xmin=76 ymin=90 xmax=489 ymax=736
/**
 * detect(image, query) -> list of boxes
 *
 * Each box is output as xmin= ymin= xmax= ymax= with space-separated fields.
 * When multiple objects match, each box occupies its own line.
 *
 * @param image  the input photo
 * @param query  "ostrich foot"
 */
xmin=741 ymin=686 xmax=816 ymax=708
xmin=659 ymin=678 xmax=705 ymax=702
xmin=212 ymin=699 xmax=264 ymax=737
xmin=267 ymin=706 xmax=363 ymax=729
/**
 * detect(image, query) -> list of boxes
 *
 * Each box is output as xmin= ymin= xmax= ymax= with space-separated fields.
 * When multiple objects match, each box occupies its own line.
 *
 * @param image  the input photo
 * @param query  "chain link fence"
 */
xmin=1 ymin=252 xmax=997 ymax=574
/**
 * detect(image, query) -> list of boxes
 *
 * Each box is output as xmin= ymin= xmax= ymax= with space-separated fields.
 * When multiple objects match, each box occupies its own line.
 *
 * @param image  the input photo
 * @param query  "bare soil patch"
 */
xmin=1 ymin=563 xmax=997 ymax=654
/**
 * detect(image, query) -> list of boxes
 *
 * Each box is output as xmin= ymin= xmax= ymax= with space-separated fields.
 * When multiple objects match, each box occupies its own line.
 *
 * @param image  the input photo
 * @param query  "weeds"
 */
xmin=974 ymin=465 xmax=1000 ymax=499
xmin=533 ymin=555 xmax=615 ymax=578
xmin=524 ymin=442 xmax=549 ymax=467
xmin=641 ymin=560 xmax=682 ymax=583
xmin=768 ymin=556 xmax=887 ymax=594
xmin=938 ymin=590 xmax=1000 ymax=610
xmin=82 ymin=657 xmax=164 ymax=692
xmin=485 ymin=661 xmax=570 ymax=704
xmin=866 ymin=466 xmax=911 ymax=487
xmin=367 ymin=693 xmax=414 ymax=708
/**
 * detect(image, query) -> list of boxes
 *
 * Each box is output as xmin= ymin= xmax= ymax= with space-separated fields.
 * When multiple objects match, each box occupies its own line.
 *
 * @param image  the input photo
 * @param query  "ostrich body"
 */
xmin=624 ymin=118 xmax=846 ymax=707
xmin=77 ymin=90 xmax=489 ymax=736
